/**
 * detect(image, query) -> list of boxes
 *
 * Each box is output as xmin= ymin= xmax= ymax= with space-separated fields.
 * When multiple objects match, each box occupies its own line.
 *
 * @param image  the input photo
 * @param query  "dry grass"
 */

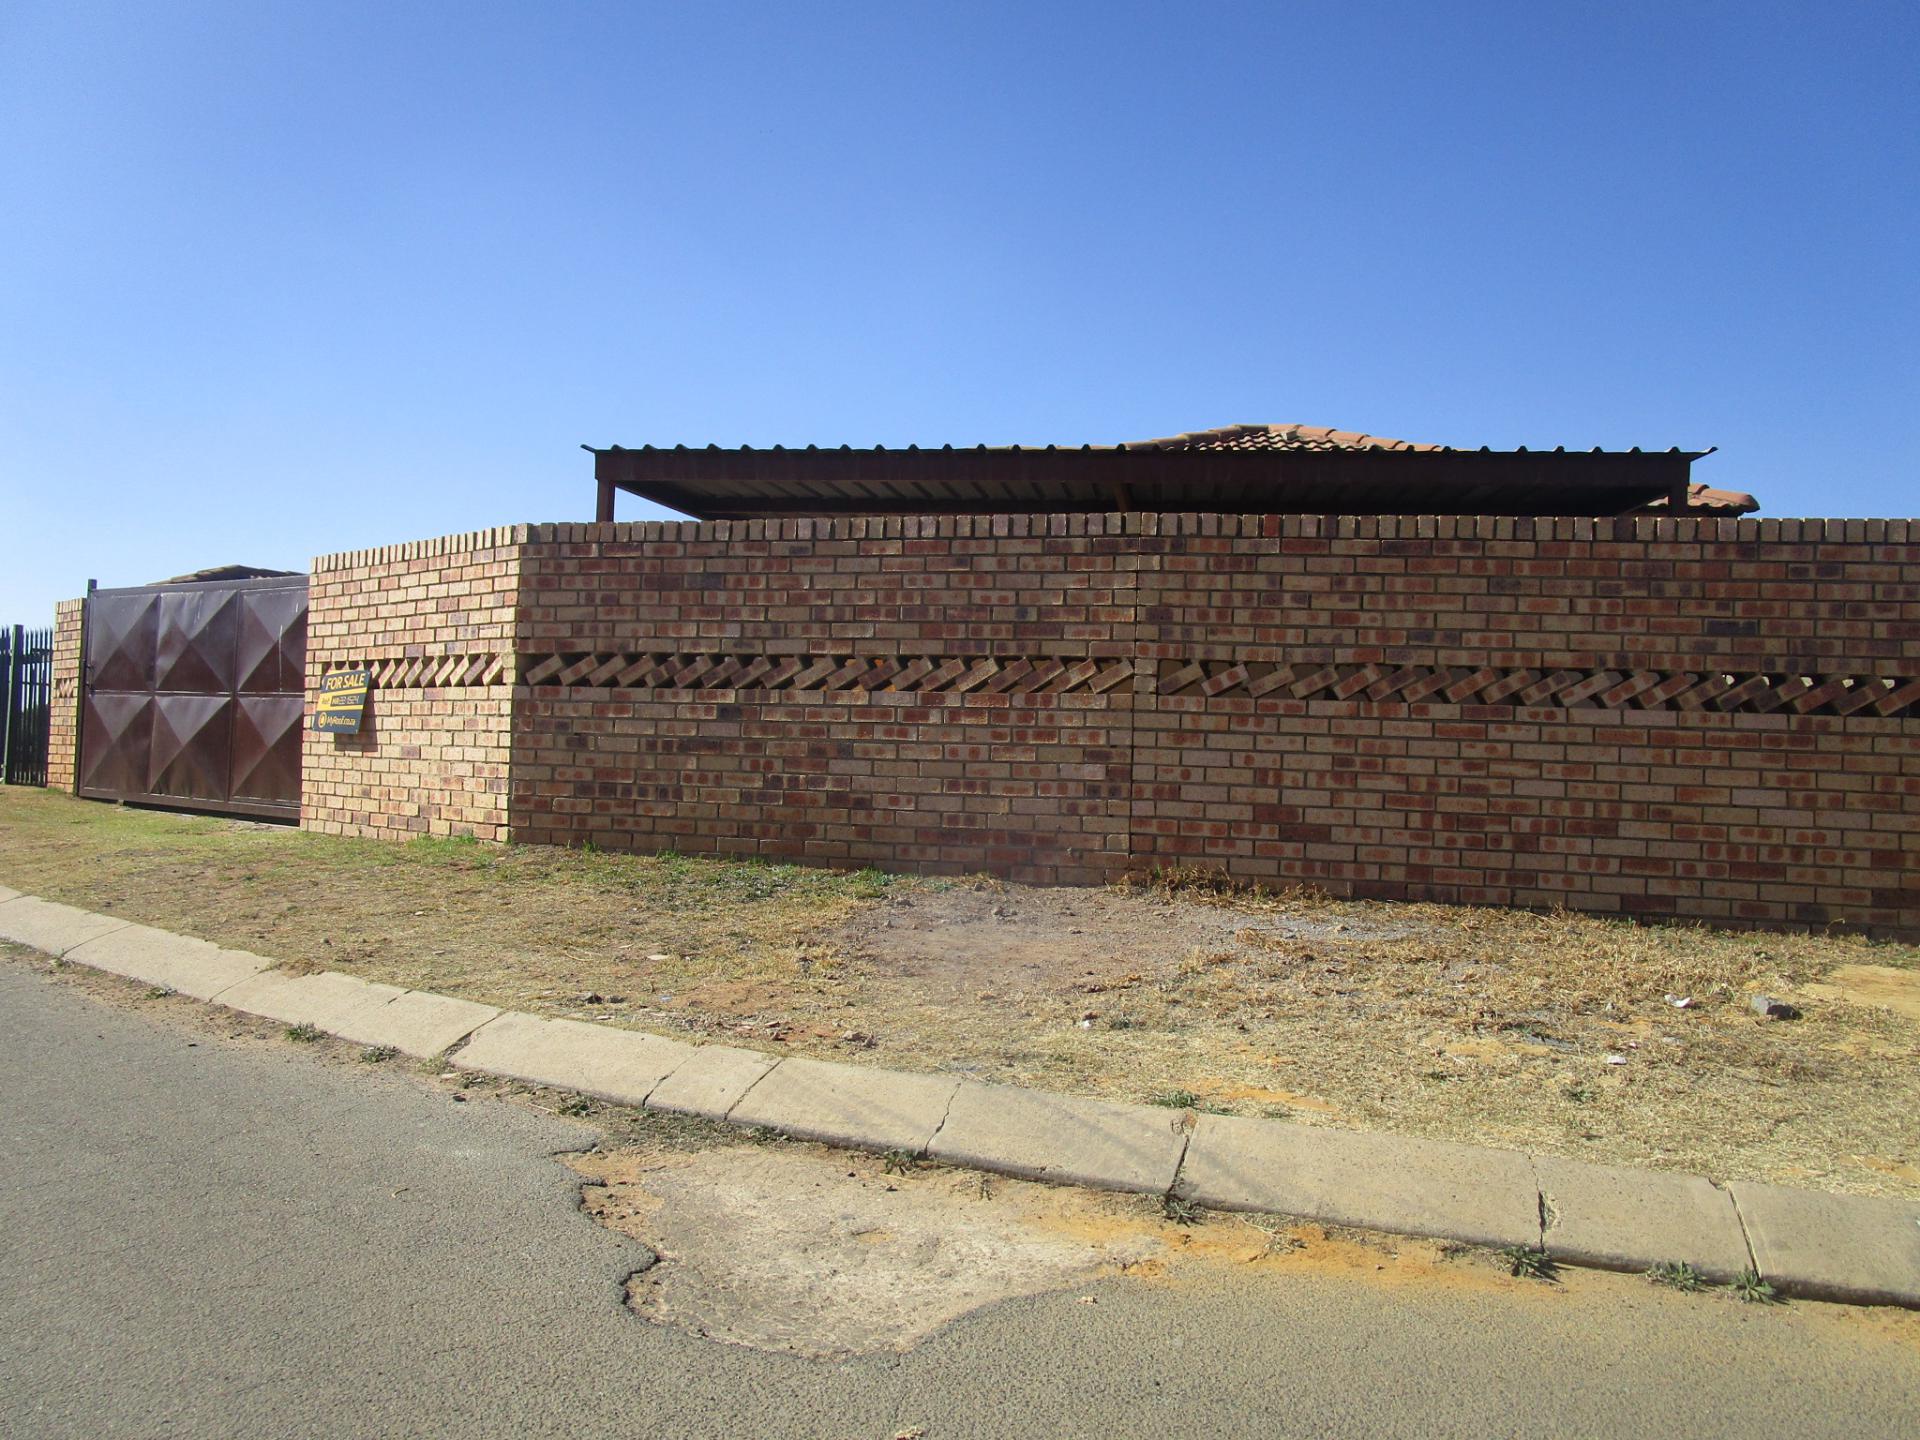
xmin=3 ymin=786 xmax=1917 ymax=1198
xmin=0 ymin=787 xmax=898 ymax=1015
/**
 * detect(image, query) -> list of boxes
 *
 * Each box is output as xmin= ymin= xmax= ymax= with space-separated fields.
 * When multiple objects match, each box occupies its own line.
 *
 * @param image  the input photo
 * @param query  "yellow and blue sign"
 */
xmin=313 ymin=667 xmax=372 ymax=733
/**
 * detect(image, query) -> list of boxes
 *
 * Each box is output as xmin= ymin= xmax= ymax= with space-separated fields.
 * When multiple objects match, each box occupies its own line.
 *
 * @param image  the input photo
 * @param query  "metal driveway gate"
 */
xmin=79 ymin=576 xmax=308 ymax=819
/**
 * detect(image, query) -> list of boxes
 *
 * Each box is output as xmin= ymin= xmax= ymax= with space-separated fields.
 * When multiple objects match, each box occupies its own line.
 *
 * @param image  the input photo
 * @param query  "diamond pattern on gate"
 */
xmin=154 ymin=591 xmax=238 ymax=694
xmin=516 ymin=653 xmax=1140 ymax=696
xmin=86 ymin=591 xmax=159 ymax=692
xmin=1151 ymin=660 xmax=1920 ymax=717
xmin=146 ymin=694 xmax=232 ymax=801
xmin=237 ymin=588 xmax=308 ymax=693
xmin=231 ymin=695 xmax=305 ymax=802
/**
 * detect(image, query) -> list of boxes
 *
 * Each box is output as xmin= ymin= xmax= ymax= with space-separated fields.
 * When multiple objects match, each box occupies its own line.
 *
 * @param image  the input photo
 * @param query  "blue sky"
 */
xmin=2 ymin=1 xmax=1915 ymax=620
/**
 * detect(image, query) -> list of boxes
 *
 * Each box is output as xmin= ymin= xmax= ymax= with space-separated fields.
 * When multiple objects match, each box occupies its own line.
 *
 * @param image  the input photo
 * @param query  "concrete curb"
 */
xmin=6 ymin=888 xmax=1918 ymax=1311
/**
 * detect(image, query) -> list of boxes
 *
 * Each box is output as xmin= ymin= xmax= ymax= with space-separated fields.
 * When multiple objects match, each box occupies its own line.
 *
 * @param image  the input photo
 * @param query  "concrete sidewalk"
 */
xmin=5 ymin=884 xmax=1917 ymax=1310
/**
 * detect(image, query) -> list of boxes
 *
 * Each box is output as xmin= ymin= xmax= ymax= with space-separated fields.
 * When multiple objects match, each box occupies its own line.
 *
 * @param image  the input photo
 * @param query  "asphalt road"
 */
xmin=2 ymin=952 xmax=1915 ymax=1440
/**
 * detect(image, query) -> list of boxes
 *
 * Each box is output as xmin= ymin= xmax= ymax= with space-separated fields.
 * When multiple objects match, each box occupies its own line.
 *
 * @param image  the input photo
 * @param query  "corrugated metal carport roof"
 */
xmin=586 ymin=423 xmax=1726 ymax=520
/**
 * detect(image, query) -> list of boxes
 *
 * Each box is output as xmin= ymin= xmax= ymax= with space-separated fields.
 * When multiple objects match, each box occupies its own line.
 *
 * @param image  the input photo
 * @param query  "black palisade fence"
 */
xmin=2 ymin=624 xmax=53 ymax=787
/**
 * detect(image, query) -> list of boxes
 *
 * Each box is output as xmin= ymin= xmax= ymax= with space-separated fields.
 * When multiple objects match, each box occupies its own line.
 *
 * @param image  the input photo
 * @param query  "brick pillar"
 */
xmin=45 ymin=597 xmax=85 ymax=794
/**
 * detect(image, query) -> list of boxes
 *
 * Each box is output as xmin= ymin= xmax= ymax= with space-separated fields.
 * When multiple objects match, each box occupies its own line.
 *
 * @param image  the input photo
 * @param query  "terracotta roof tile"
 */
xmin=1125 ymin=423 xmax=1445 ymax=453
xmin=1639 ymin=483 xmax=1759 ymax=515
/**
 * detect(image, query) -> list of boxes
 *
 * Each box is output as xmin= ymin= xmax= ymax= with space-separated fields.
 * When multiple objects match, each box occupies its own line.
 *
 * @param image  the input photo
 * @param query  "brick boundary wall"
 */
xmin=306 ymin=513 xmax=1920 ymax=934
xmin=45 ymin=597 xmax=85 ymax=794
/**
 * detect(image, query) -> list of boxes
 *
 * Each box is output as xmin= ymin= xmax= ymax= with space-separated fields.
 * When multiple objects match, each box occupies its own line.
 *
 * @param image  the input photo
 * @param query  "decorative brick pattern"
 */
xmin=516 ymin=652 xmax=1141 ymax=695
xmin=517 ymin=647 xmax=1919 ymax=717
xmin=1150 ymin=659 xmax=1920 ymax=716
xmin=315 ymin=653 xmax=515 ymax=688
xmin=305 ymin=512 xmax=1919 ymax=933
xmin=301 ymin=529 xmax=524 ymax=841
xmin=1127 ymin=514 xmax=1919 ymax=932
xmin=45 ymin=597 xmax=85 ymax=794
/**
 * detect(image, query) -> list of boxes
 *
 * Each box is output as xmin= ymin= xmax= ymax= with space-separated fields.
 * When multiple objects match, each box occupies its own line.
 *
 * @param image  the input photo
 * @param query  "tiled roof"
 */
xmin=1127 ymin=423 xmax=1445 ymax=453
xmin=157 ymin=564 xmax=301 ymax=584
xmin=1640 ymin=483 xmax=1759 ymax=516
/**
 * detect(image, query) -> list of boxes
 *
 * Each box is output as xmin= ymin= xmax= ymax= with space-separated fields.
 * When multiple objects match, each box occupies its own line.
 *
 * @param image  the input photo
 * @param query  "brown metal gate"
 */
xmin=79 ymin=576 xmax=308 ymax=820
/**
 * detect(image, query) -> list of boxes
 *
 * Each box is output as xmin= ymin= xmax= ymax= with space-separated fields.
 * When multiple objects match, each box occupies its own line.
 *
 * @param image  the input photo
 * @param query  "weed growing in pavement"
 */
xmin=882 ymin=1148 xmax=919 ymax=1175
xmin=285 ymin=1021 xmax=323 ymax=1043
xmin=560 ymin=1096 xmax=594 ymax=1117
xmin=1646 ymin=1260 xmax=1708 ymax=1292
xmin=1500 ymin=1245 xmax=1558 ymax=1281
xmin=358 ymin=1044 xmax=399 ymax=1064
xmin=143 ymin=985 xmax=175 ymax=999
xmin=747 ymin=1125 xmax=788 ymax=1146
xmin=1727 ymin=1269 xmax=1780 ymax=1304
xmin=1162 ymin=1194 xmax=1202 ymax=1225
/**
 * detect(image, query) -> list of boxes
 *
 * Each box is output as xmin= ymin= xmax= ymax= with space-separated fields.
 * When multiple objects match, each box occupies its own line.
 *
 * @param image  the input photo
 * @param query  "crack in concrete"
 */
xmin=1164 ymin=1125 xmax=1194 ymax=1200
xmin=438 ymin=1021 xmax=485 ymax=1059
xmin=54 ymin=918 xmax=135 ymax=957
xmin=921 ymin=1078 xmax=964 ymax=1156
xmin=1526 ymin=1155 xmax=1553 ymax=1249
xmin=1721 ymin=1181 xmax=1762 ymax=1277
xmin=721 ymin=1054 xmax=785 ymax=1123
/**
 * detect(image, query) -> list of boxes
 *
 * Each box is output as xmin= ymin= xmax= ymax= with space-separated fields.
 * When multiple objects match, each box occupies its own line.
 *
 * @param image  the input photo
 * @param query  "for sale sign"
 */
xmin=313 ymin=668 xmax=371 ymax=734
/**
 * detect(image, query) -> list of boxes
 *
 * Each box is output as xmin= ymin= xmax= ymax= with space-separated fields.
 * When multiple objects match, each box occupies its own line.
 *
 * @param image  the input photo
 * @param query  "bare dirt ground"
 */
xmin=3 ymin=786 xmax=1917 ymax=1198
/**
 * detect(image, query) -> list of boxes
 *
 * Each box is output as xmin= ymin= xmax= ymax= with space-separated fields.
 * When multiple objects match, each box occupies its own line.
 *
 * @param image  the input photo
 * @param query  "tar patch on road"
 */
xmin=566 ymin=1139 xmax=1530 ymax=1359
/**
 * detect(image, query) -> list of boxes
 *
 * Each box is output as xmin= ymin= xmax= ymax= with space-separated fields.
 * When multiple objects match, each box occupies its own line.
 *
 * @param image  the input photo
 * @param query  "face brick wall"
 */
xmin=45 ymin=597 xmax=85 ymax=794
xmin=509 ymin=516 xmax=1139 ymax=883
xmin=302 ymin=528 xmax=525 ymax=841
xmin=1130 ymin=514 xmax=1919 ymax=930
xmin=309 ymin=513 xmax=1919 ymax=934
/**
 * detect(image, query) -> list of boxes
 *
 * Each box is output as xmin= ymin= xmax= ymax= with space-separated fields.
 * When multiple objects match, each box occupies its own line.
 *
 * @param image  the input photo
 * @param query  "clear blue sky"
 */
xmin=3 ymin=2 xmax=1915 ymax=622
